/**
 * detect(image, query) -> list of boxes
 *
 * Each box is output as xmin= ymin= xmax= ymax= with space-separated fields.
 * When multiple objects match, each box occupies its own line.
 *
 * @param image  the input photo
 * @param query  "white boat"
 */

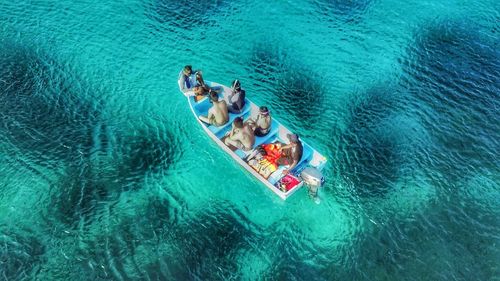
xmin=183 ymin=80 xmax=327 ymax=200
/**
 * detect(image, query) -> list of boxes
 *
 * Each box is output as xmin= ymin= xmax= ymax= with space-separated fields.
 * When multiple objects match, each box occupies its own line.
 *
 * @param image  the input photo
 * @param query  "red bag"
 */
xmin=276 ymin=174 xmax=301 ymax=192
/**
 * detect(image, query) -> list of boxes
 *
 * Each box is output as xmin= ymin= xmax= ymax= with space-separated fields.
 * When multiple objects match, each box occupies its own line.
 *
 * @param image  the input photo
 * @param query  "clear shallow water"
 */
xmin=0 ymin=0 xmax=498 ymax=280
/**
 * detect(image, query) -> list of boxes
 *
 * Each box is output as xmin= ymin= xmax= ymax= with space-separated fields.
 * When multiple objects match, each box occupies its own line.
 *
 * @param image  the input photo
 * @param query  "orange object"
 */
xmin=248 ymin=157 xmax=278 ymax=179
xmin=262 ymin=143 xmax=282 ymax=164
xmin=194 ymin=94 xmax=205 ymax=102
xmin=258 ymin=158 xmax=277 ymax=179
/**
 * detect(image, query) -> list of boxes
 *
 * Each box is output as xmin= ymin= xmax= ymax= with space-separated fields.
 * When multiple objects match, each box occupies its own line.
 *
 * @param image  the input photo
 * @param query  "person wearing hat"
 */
xmin=226 ymin=79 xmax=246 ymax=114
xmin=247 ymin=106 xmax=272 ymax=137
xmin=277 ymin=133 xmax=303 ymax=174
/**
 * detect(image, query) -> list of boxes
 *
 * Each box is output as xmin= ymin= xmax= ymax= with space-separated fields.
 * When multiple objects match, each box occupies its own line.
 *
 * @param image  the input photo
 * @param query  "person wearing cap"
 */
xmin=277 ymin=133 xmax=303 ymax=174
xmin=224 ymin=116 xmax=255 ymax=151
xmin=226 ymin=79 xmax=246 ymax=114
xmin=198 ymin=91 xmax=229 ymax=126
xmin=247 ymin=106 xmax=272 ymax=137
xmin=178 ymin=65 xmax=208 ymax=96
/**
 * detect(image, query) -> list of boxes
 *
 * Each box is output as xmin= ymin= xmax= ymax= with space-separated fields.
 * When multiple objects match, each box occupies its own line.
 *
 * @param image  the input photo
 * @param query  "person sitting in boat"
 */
xmin=198 ymin=90 xmax=229 ymax=126
xmin=276 ymin=133 xmax=303 ymax=175
xmin=247 ymin=106 xmax=271 ymax=137
xmin=225 ymin=79 xmax=246 ymax=114
xmin=192 ymin=85 xmax=209 ymax=102
xmin=178 ymin=65 xmax=208 ymax=95
xmin=224 ymin=116 xmax=255 ymax=151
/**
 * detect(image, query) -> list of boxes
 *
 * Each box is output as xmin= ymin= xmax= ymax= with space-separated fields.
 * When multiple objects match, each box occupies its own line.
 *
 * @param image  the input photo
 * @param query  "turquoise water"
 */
xmin=0 ymin=0 xmax=499 ymax=280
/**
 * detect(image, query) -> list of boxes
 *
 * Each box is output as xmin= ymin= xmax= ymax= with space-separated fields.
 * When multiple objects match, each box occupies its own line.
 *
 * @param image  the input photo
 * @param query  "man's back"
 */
xmin=283 ymin=142 xmax=303 ymax=162
xmin=209 ymin=100 xmax=229 ymax=126
xmin=233 ymin=125 xmax=255 ymax=150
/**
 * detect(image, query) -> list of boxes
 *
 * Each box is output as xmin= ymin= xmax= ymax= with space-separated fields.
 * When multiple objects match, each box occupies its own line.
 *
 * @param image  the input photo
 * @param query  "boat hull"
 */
xmin=186 ymin=81 xmax=327 ymax=200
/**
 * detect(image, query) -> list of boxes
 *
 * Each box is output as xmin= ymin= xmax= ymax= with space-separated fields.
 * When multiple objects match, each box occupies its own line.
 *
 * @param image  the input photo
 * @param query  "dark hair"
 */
xmin=231 ymin=79 xmax=241 ymax=91
xmin=287 ymin=133 xmax=299 ymax=143
xmin=194 ymin=86 xmax=204 ymax=94
xmin=184 ymin=65 xmax=192 ymax=72
xmin=209 ymin=90 xmax=218 ymax=102
xmin=233 ymin=116 xmax=243 ymax=128
xmin=259 ymin=106 xmax=269 ymax=113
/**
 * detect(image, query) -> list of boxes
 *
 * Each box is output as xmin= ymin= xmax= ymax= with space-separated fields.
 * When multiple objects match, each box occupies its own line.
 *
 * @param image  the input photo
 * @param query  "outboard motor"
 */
xmin=300 ymin=167 xmax=324 ymax=203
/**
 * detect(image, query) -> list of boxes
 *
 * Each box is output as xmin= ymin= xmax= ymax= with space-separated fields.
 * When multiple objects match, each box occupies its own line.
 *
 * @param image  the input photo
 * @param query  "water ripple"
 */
xmin=143 ymin=0 xmax=230 ymax=36
xmin=0 ymin=1 xmax=499 ymax=280
xmin=333 ymin=86 xmax=410 ymax=197
xmin=0 ymin=40 xmax=109 ymax=167
xmin=45 ymin=161 xmax=118 ymax=229
xmin=247 ymin=40 xmax=329 ymax=131
xmin=311 ymin=0 xmax=374 ymax=24
xmin=0 ymin=225 xmax=45 ymax=280
xmin=117 ymin=120 xmax=183 ymax=183
xmin=400 ymin=19 xmax=500 ymax=184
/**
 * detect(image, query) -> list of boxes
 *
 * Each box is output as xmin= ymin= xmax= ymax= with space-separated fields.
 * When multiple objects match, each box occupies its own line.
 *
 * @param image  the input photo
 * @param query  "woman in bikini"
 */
xmin=247 ymin=106 xmax=271 ymax=137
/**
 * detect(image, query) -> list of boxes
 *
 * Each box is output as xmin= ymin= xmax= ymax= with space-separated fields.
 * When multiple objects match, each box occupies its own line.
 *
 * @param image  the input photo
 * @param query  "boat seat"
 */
xmin=234 ymin=148 xmax=250 ymax=159
xmin=193 ymin=97 xmax=212 ymax=115
xmin=208 ymin=101 xmax=251 ymax=135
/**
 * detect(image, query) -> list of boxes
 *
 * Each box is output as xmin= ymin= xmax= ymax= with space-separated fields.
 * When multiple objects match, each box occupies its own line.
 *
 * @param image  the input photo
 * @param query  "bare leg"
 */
xmin=199 ymin=115 xmax=210 ymax=125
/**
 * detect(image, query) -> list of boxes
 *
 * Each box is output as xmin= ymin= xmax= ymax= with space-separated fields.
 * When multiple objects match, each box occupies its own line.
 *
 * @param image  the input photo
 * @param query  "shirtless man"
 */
xmin=277 ymin=133 xmax=303 ymax=174
xmin=224 ymin=117 xmax=255 ymax=151
xmin=199 ymin=91 xmax=229 ymax=126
